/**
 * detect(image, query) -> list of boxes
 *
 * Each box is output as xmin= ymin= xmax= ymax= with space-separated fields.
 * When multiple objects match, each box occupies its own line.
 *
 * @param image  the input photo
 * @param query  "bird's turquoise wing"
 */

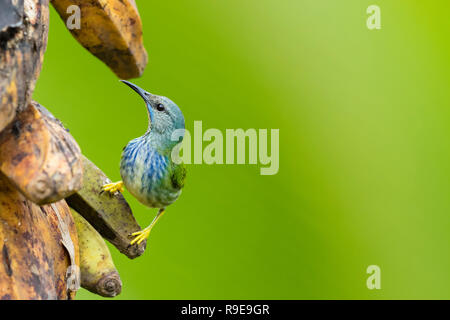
xmin=170 ymin=162 xmax=186 ymax=190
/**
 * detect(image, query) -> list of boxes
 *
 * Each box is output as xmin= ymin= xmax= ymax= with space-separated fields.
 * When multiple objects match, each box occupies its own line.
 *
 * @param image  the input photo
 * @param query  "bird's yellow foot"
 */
xmin=130 ymin=208 xmax=166 ymax=245
xmin=102 ymin=181 xmax=124 ymax=194
xmin=130 ymin=227 xmax=151 ymax=245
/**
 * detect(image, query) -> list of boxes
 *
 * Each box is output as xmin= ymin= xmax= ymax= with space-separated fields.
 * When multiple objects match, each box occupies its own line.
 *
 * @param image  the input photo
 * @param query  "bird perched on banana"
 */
xmin=102 ymin=80 xmax=186 ymax=246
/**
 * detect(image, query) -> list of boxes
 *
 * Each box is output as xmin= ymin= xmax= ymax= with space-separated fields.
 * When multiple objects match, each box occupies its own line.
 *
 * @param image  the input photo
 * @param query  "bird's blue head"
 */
xmin=121 ymin=80 xmax=185 ymax=153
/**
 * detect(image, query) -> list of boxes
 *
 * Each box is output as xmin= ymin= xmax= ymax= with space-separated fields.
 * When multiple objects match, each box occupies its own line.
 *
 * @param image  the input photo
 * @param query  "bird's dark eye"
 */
xmin=156 ymin=103 xmax=165 ymax=111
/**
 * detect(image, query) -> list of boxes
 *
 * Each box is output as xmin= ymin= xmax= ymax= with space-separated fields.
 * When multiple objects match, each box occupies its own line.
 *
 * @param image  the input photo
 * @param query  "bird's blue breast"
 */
xmin=120 ymin=137 xmax=180 ymax=208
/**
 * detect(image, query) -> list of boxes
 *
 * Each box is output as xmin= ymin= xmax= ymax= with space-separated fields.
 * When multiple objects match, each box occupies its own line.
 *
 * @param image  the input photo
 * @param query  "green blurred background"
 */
xmin=33 ymin=0 xmax=450 ymax=299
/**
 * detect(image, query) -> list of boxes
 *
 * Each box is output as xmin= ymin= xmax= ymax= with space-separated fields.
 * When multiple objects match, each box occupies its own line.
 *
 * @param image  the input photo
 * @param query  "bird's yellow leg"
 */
xmin=130 ymin=208 xmax=166 ymax=245
xmin=102 ymin=181 xmax=124 ymax=194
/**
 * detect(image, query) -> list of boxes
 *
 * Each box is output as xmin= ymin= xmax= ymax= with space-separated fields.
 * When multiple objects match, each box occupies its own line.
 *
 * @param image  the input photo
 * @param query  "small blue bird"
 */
xmin=102 ymin=80 xmax=186 ymax=245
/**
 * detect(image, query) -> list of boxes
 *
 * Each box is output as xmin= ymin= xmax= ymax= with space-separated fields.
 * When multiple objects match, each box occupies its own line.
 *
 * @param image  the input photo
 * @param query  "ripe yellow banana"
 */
xmin=50 ymin=0 xmax=148 ymax=79
xmin=66 ymin=155 xmax=146 ymax=258
xmin=71 ymin=209 xmax=122 ymax=297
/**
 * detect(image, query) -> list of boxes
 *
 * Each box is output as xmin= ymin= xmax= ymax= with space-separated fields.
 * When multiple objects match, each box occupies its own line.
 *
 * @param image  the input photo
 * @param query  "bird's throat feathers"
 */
xmin=140 ymin=131 xmax=177 ymax=156
xmin=145 ymin=102 xmax=154 ymax=133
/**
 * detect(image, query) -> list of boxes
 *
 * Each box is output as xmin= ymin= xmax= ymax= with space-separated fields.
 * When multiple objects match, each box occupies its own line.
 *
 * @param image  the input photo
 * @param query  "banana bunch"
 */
xmin=0 ymin=99 xmax=146 ymax=299
xmin=0 ymin=103 xmax=146 ymax=299
xmin=0 ymin=0 xmax=148 ymax=299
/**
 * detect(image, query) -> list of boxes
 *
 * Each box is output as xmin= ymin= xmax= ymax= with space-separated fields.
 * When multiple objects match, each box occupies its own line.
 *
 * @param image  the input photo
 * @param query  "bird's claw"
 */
xmin=130 ymin=229 xmax=150 ymax=245
xmin=101 ymin=181 xmax=124 ymax=194
xmin=129 ymin=209 xmax=165 ymax=246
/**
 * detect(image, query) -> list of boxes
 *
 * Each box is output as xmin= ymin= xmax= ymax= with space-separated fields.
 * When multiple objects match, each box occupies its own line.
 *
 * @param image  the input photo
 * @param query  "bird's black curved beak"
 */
xmin=120 ymin=80 xmax=152 ymax=101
